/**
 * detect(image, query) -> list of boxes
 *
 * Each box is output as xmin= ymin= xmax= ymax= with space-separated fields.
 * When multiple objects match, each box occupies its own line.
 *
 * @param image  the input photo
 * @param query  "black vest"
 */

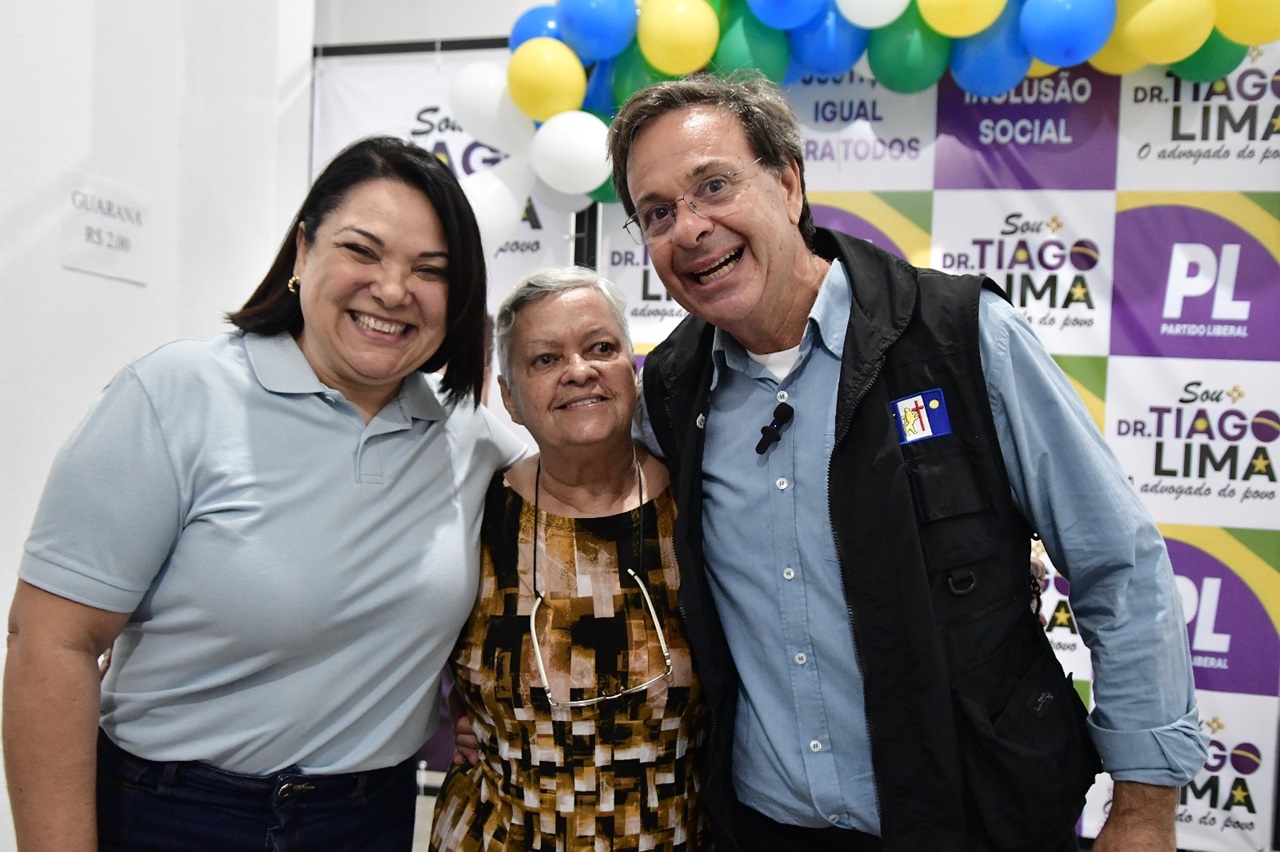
xmin=643 ymin=229 xmax=1100 ymax=851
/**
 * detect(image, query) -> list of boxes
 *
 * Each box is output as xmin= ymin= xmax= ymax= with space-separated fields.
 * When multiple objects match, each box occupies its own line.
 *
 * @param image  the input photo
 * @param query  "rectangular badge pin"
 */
xmin=891 ymin=388 xmax=952 ymax=444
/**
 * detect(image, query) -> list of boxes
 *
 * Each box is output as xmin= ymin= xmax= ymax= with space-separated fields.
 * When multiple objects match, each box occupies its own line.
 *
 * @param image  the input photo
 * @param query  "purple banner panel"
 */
xmin=812 ymin=203 xmax=908 ymax=260
xmin=934 ymin=67 xmax=1120 ymax=190
xmin=1169 ymin=537 xmax=1279 ymax=697
xmin=1112 ymin=203 xmax=1280 ymax=362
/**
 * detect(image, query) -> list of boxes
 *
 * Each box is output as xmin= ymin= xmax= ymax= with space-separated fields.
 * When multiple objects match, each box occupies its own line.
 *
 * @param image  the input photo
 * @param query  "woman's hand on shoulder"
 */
xmin=447 ymin=681 xmax=480 ymax=767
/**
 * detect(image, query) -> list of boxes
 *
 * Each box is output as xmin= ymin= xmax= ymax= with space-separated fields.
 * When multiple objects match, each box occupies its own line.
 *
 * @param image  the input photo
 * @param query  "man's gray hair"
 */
xmin=495 ymin=267 xmax=633 ymax=377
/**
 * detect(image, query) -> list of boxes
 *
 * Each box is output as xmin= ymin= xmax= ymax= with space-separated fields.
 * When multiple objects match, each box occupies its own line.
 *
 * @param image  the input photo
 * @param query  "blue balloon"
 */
xmin=558 ymin=0 xmax=638 ymax=63
xmin=781 ymin=55 xmax=808 ymax=86
xmin=950 ymin=0 xmax=1031 ymax=97
xmin=746 ymin=0 xmax=825 ymax=31
xmin=509 ymin=4 xmax=559 ymax=52
xmin=788 ymin=1 xmax=867 ymax=78
xmin=1019 ymin=0 xmax=1115 ymax=68
xmin=583 ymin=58 xmax=618 ymax=118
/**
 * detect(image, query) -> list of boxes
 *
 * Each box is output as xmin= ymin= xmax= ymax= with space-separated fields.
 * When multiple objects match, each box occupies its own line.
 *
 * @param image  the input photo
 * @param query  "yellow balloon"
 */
xmin=1088 ymin=28 xmax=1148 ymax=75
xmin=638 ymin=0 xmax=720 ymax=76
xmin=1215 ymin=0 xmax=1280 ymax=45
xmin=507 ymin=37 xmax=587 ymax=123
xmin=917 ymin=0 xmax=1005 ymax=38
xmin=1027 ymin=58 xmax=1058 ymax=78
xmin=1118 ymin=0 xmax=1216 ymax=64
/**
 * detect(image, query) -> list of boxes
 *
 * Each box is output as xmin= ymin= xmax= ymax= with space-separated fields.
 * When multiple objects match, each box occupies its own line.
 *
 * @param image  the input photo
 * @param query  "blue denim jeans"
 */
xmin=97 ymin=731 xmax=416 ymax=851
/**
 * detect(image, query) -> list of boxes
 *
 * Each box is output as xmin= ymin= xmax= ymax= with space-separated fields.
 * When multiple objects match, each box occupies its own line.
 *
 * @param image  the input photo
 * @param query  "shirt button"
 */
xmin=696 ymin=413 xmax=706 ymax=429
xmin=776 ymin=390 xmax=789 ymax=403
xmin=829 ymin=815 xmax=841 ymax=824
xmin=809 ymin=739 xmax=822 ymax=752
xmin=776 ymin=477 xmax=788 ymax=490
xmin=782 ymin=567 xmax=795 ymax=580
xmin=794 ymin=652 xmax=807 ymax=665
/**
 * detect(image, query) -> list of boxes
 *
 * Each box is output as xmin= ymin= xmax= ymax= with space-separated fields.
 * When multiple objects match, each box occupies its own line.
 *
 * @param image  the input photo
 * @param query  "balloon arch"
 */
xmin=450 ymin=0 xmax=1280 ymax=244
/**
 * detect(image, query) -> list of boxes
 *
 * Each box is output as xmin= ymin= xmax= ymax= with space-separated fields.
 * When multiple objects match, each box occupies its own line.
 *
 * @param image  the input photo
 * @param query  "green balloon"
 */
xmin=866 ymin=1 xmax=950 ymax=95
xmin=611 ymin=40 xmax=675 ymax=109
xmin=712 ymin=1 xmax=790 ymax=83
xmin=1168 ymin=29 xmax=1249 ymax=83
xmin=588 ymin=175 xmax=619 ymax=205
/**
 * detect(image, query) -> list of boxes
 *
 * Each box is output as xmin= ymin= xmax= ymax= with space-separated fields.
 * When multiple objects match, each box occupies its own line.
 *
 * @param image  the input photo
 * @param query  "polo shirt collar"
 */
xmin=243 ymin=332 xmax=448 ymax=422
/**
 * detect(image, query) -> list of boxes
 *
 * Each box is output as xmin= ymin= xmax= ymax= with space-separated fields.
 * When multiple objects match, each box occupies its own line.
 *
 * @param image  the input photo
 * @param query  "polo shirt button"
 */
xmin=776 ymin=390 xmax=788 ymax=403
xmin=696 ymin=414 xmax=706 ymax=429
xmin=782 ymin=567 xmax=795 ymax=580
xmin=776 ymin=477 xmax=788 ymax=490
xmin=794 ymin=652 xmax=807 ymax=665
xmin=809 ymin=739 xmax=822 ymax=752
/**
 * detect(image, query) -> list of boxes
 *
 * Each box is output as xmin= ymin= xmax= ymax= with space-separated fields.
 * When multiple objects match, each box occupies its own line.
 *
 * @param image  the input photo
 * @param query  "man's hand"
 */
xmin=1092 ymin=780 xmax=1179 ymax=852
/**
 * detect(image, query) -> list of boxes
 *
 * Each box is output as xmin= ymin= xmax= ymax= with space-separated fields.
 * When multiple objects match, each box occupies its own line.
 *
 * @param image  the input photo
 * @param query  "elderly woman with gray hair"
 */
xmin=429 ymin=268 xmax=709 ymax=851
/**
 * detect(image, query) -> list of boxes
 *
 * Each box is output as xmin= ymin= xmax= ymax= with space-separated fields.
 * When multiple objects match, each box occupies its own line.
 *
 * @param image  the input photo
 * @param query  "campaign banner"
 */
xmin=1105 ymin=356 xmax=1279 ymax=530
xmin=930 ymin=189 xmax=1114 ymax=356
xmin=934 ymin=65 xmax=1121 ymax=190
xmin=807 ymin=190 xmax=931 ymax=266
xmin=1111 ymin=192 xmax=1280 ymax=363
xmin=1116 ymin=42 xmax=1280 ymax=191
xmin=786 ymin=69 xmax=938 ymax=191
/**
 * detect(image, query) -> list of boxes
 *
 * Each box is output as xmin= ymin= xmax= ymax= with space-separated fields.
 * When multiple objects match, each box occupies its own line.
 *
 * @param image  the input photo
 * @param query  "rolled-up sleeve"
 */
xmin=978 ymin=290 xmax=1208 ymax=785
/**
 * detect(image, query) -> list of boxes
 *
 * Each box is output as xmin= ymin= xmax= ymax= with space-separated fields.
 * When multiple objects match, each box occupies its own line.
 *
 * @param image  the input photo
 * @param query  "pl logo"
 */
xmin=1112 ymin=202 xmax=1278 ymax=362
xmin=1161 ymin=243 xmax=1250 ymax=340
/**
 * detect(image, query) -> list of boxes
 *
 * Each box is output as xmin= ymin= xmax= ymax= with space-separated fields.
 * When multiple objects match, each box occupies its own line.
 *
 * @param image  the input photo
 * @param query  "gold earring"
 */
xmin=287 ymin=276 xmax=299 ymax=294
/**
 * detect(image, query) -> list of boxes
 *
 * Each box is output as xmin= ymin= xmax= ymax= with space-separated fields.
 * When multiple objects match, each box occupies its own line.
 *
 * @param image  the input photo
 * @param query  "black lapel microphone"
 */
xmin=755 ymin=402 xmax=795 ymax=454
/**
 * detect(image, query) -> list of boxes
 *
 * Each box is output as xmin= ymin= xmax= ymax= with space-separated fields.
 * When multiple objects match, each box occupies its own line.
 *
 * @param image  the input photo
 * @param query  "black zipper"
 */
xmin=826 ymin=356 xmax=887 ymax=829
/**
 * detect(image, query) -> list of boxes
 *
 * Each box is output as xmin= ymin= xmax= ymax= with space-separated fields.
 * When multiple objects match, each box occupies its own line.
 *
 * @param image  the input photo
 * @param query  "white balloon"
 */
xmin=835 ymin=0 xmax=910 ymax=29
xmin=530 ymin=111 xmax=610 ymax=197
xmin=449 ymin=62 xmax=536 ymax=156
xmin=459 ymin=155 xmax=535 ymax=257
xmin=532 ymin=177 xmax=594 ymax=215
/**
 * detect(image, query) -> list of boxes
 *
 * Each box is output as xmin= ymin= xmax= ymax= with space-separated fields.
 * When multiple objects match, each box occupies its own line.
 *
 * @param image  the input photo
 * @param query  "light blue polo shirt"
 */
xmin=638 ymin=260 xmax=1205 ymax=832
xmin=21 ymin=331 xmax=527 ymax=774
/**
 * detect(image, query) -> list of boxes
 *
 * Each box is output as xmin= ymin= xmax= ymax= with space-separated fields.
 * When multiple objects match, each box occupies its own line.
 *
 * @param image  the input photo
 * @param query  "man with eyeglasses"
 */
xmin=608 ymin=73 xmax=1206 ymax=852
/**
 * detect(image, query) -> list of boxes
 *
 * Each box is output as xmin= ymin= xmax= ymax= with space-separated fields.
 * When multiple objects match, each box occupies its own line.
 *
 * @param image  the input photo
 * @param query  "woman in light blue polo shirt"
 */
xmin=4 ymin=136 xmax=527 ymax=851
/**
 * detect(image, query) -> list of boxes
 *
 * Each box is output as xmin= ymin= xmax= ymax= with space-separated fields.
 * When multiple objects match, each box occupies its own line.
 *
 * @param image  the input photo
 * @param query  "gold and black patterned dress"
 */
xmin=430 ymin=474 xmax=709 ymax=851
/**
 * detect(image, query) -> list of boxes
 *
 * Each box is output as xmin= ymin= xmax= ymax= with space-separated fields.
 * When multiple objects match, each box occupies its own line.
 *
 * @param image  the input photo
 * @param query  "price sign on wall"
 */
xmin=61 ymin=173 xmax=149 ymax=285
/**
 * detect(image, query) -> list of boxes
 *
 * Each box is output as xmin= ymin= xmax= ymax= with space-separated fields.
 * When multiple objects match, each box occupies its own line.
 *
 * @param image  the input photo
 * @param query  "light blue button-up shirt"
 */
xmin=638 ymin=259 xmax=1206 ymax=832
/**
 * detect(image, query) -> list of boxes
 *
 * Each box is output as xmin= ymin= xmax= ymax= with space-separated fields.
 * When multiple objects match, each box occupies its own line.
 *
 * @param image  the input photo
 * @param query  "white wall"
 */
xmin=0 ymin=2 xmax=315 ymax=847
xmin=314 ymin=0 xmax=531 ymax=44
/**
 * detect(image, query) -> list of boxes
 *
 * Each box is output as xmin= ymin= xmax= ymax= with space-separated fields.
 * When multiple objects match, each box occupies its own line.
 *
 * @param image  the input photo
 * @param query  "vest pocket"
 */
xmin=950 ymin=648 xmax=1100 ymax=847
xmin=907 ymin=450 xmax=999 ymax=570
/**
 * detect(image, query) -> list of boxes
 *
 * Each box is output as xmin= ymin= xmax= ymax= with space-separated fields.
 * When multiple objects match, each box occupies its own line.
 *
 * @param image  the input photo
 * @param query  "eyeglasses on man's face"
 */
xmin=622 ymin=157 xmax=764 ymax=246
xmin=529 ymin=566 xmax=673 ymax=708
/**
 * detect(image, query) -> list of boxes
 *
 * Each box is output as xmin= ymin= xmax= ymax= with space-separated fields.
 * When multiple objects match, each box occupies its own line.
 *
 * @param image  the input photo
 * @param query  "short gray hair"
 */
xmin=495 ymin=267 xmax=633 ymax=377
